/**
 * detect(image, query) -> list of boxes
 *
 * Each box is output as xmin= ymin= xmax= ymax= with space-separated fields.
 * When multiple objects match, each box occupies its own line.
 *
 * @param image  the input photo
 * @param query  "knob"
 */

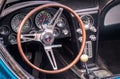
xmin=76 ymin=28 xmax=82 ymax=34
xmin=89 ymin=35 xmax=96 ymax=41
xmin=78 ymin=37 xmax=82 ymax=42
xmin=84 ymin=25 xmax=90 ymax=30
xmin=89 ymin=26 xmax=97 ymax=32
xmin=80 ymin=54 xmax=89 ymax=63
xmin=62 ymin=29 xmax=68 ymax=35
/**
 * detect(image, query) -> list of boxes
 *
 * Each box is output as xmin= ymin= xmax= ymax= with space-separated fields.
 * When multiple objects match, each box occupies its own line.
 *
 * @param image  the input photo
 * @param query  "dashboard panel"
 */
xmin=0 ymin=0 xmax=99 ymax=65
xmin=0 ymin=0 xmax=101 ymax=78
xmin=78 ymin=13 xmax=98 ymax=65
xmin=0 ymin=0 xmax=120 ymax=79
xmin=0 ymin=6 xmax=71 ymax=45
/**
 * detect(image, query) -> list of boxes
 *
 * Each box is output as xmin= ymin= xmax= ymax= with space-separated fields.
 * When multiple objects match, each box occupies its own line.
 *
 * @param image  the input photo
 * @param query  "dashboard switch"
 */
xmin=89 ymin=26 xmax=97 ymax=32
xmin=89 ymin=35 xmax=96 ymax=41
xmin=78 ymin=37 xmax=82 ymax=42
xmin=76 ymin=28 xmax=82 ymax=34
xmin=62 ymin=29 xmax=68 ymax=35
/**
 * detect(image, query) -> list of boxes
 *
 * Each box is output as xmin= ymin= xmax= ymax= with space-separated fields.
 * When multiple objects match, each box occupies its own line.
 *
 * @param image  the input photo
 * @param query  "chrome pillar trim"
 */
xmin=0 ymin=42 xmax=34 ymax=79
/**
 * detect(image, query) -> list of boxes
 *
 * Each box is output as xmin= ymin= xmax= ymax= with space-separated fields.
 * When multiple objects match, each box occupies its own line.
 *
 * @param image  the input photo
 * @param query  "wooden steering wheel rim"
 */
xmin=17 ymin=3 xmax=86 ymax=74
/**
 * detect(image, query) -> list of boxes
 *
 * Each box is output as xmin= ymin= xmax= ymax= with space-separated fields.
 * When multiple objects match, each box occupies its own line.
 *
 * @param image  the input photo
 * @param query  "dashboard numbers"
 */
xmin=11 ymin=14 xmax=31 ymax=33
xmin=35 ymin=11 xmax=52 ymax=30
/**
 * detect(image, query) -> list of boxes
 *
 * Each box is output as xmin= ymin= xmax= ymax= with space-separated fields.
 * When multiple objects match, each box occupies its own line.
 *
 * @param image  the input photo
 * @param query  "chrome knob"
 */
xmin=76 ymin=28 xmax=82 ymax=34
xmin=89 ymin=26 xmax=97 ymax=33
xmin=89 ymin=35 xmax=96 ymax=41
xmin=78 ymin=37 xmax=82 ymax=42
xmin=62 ymin=29 xmax=68 ymax=35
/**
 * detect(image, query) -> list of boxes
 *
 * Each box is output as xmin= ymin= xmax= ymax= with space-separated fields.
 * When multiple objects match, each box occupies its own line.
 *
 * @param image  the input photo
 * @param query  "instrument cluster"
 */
xmin=0 ymin=8 xmax=71 ymax=45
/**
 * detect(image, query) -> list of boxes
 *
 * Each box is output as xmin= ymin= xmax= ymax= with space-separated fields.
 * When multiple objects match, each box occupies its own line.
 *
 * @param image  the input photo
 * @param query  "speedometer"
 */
xmin=11 ymin=14 xmax=31 ymax=33
xmin=35 ymin=11 xmax=52 ymax=30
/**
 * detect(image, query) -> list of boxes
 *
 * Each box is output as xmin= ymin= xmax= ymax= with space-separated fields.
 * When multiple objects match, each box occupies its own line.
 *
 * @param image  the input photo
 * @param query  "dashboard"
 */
xmin=0 ymin=7 xmax=71 ymax=45
xmin=1 ymin=0 xmax=120 ymax=79
xmin=0 ymin=0 xmax=99 ymax=65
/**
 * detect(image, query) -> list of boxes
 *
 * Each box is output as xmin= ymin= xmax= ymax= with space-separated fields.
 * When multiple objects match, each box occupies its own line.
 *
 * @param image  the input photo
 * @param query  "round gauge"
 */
xmin=35 ymin=11 xmax=52 ymax=30
xmin=57 ymin=17 xmax=66 ymax=27
xmin=81 ymin=15 xmax=94 ymax=30
xmin=0 ymin=26 xmax=10 ymax=35
xmin=53 ymin=28 xmax=60 ymax=37
xmin=8 ymin=33 xmax=16 ymax=44
xmin=11 ymin=14 xmax=31 ymax=33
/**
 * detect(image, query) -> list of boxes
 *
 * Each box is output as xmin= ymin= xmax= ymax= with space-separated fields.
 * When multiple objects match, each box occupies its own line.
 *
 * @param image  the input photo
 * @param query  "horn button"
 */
xmin=41 ymin=32 xmax=54 ymax=45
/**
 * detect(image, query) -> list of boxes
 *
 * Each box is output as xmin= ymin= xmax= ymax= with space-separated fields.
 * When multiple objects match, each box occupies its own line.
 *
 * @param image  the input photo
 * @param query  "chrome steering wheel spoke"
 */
xmin=17 ymin=3 xmax=86 ymax=74
xmin=44 ymin=44 xmax=62 ymax=70
xmin=46 ymin=8 xmax=63 ymax=33
xmin=21 ymin=33 xmax=41 ymax=42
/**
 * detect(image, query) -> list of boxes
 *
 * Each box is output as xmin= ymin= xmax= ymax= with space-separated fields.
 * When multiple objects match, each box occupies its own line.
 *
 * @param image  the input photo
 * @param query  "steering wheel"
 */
xmin=17 ymin=3 xmax=86 ymax=74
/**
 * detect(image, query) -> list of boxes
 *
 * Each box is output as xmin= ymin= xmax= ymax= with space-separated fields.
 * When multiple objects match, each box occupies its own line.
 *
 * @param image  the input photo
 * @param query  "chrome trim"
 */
xmin=75 ymin=7 xmax=99 ymax=13
xmin=0 ymin=43 xmax=33 ymax=79
xmin=77 ymin=11 xmax=98 ymax=15
xmin=101 ymin=0 xmax=113 ymax=11
xmin=0 ymin=56 xmax=20 ymax=79
xmin=44 ymin=44 xmax=62 ymax=70
xmin=75 ymin=7 xmax=99 ymax=15
xmin=0 ymin=1 xmax=57 ymax=17
xmin=44 ymin=47 xmax=58 ymax=70
xmin=81 ymin=15 xmax=94 ymax=29
xmin=106 ymin=0 xmax=113 ymax=6
xmin=80 ymin=67 xmax=100 ymax=73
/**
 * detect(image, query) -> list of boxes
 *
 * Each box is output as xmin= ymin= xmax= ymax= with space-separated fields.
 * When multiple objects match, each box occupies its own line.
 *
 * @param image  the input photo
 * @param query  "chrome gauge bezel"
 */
xmin=57 ymin=17 xmax=66 ymax=28
xmin=8 ymin=33 xmax=16 ymax=44
xmin=11 ymin=13 xmax=31 ymax=33
xmin=81 ymin=15 xmax=94 ymax=30
xmin=53 ymin=27 xmax=61 ymax=37
xmin=0 ymin=25 xmax=10 ymax=35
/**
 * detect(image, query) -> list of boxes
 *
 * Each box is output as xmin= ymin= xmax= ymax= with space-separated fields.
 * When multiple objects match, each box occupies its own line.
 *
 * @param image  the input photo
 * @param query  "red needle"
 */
xmin=41 ymin=15 xmax=46 ymax=29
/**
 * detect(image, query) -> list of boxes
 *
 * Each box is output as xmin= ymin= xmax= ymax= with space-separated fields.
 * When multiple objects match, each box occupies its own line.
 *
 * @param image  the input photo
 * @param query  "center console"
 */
xmin=76 ymin=10 xmax=98 ymax=67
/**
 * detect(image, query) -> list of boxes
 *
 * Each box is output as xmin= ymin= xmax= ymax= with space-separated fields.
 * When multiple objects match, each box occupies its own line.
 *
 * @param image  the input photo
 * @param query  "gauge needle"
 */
xmin=41 ymin=15 xmax=46 ymax=29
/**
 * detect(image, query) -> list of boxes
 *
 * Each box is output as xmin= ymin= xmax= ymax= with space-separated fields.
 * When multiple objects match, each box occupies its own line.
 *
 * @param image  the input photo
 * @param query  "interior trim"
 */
xmin=0 ymin=43 xmax=32 ymax=79
xmin=0 ymin=1 xmax=56 ymax=17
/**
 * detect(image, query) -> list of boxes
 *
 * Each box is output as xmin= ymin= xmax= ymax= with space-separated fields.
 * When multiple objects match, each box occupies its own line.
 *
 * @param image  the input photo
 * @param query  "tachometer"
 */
xmin=11 ymin=14 xmax=31 ymax=33
xmin=35 ymin=11 xmax=52 ymax=30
